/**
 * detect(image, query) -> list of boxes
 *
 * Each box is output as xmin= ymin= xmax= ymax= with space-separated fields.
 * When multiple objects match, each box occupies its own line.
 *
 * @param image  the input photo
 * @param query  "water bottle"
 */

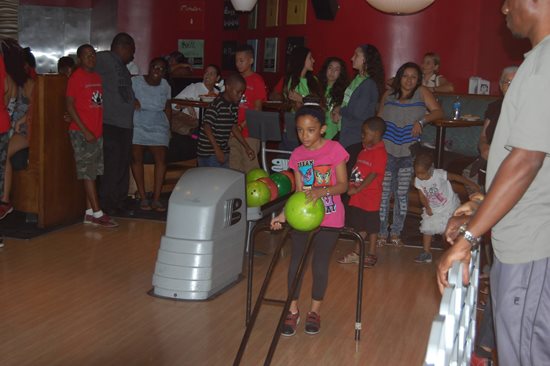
xmin=452 ymin=96 xmax=462 ymax=120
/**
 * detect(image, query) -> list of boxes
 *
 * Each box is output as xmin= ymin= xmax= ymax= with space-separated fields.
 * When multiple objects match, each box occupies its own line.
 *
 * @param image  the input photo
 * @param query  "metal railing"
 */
xmin=424 ymin=248 xmax=480 ymax=366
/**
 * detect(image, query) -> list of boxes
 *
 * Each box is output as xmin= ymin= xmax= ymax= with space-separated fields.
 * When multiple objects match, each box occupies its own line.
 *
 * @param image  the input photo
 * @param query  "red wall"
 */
xmin=116 ymin=0 xmax=529 ymax=94
xmin=23 ymin=0 xmax=530 ymax=94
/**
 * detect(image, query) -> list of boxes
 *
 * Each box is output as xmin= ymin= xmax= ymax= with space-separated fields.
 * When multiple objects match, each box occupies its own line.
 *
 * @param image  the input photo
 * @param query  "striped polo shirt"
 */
xmin=197 ymin=95 xmax=238 ymax=157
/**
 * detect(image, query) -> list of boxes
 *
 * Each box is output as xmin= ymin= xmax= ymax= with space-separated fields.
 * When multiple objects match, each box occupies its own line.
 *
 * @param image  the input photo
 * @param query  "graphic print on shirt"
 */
xmin=422 ymin=183 xmax=447 ymax=208
xmin=298 ymin=160 xmax=314 ymax=187
xmin=92 ymin=90 xmax=103 ymax=106
xmin=350 ymin=166 xmax=363 ymax=186
xmin=239 ymin=93 xmax=248 ymax=106
xmin=314 ymin=165 xmax=331 ymax=187
xmin=297 ymin=160 xmax=336 ymax=214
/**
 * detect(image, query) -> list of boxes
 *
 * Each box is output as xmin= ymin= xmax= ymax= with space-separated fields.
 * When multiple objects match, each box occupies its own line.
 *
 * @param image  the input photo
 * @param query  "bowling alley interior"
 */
xmin=0 ymin=0 xmax=528 ymax=365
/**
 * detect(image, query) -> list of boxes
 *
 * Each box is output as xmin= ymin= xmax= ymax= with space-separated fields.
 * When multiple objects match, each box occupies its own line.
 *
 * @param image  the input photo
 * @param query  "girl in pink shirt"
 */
xmin=271 ymin=97 xmax=348 ymax=336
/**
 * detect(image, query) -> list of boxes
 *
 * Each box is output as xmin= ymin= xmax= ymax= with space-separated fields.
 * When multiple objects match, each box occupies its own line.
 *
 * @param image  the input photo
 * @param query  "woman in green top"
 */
xmin=332 ymin=44 xmax=385 ymax=147
xmin=318 ymin=57 xmax=349 ymax=140
xmin=283 ymin=46 xmax=323 ymax=111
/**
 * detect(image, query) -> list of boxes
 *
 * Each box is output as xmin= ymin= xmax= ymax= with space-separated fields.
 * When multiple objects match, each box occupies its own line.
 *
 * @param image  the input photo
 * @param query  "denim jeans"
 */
xmin=379 ymin=154 xmax=413 ymax=237
xmin=197 ymin=153 xmax=229 ymax=168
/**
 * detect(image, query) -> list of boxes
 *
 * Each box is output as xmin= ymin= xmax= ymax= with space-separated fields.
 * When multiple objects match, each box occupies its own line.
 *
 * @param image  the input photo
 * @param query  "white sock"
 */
xmin=86 ymin=208 xmax=93 ymax=215
xmin=92 ymin=210 xmax=104 ymax=218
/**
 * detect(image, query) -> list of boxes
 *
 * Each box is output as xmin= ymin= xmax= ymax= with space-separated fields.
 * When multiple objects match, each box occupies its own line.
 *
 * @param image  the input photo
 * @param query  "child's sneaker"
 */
xmin=83 ymin=213 xmax=94 ymax=224
xmin=91 ymin=214 xmax=119 ymax=228
xmin=337 ymin=251 xmax=360 ymax=264
xmin=389 ymin=235 xmax=404 ymax=247
xmin=304 ymin=311 xmax=321 ymax=335
xmin=282 ymin=310 xmax=300 ymax=337
xmin=0 ymin=202 xmax=14 ymax=220
xmin=376 ymin=235 xmax=387 ymax=247
xmin=364 ymin=254 xmax=378 ymax=268
xmin=414 ymin=251 xmax=432 ymax=263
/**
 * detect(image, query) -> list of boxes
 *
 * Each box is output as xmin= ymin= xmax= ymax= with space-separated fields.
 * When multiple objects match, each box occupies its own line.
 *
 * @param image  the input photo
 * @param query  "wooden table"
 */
xmin=433 ymin=118 xmax=484 ymax=168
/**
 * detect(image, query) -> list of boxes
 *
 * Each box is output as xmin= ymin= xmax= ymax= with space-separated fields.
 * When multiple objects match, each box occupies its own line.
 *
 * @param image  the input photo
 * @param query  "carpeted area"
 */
xmin=109 ymin=195 xmax=169 ymax=221
xmin=0 ymin=211 xmax=78 ymax=240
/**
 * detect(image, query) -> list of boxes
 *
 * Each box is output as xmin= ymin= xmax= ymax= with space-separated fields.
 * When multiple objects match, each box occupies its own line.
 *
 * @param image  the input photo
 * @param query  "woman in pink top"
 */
xmin=271 ymin=97 xmax=348 ymax=337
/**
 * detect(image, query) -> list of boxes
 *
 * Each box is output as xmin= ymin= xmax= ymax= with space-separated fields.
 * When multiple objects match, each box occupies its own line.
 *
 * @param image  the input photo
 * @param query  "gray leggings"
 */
xmin=287 ymin=230 xmax=339 ymax=301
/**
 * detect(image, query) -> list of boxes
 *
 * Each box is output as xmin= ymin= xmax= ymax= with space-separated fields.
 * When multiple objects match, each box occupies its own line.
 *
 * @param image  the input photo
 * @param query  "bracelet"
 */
xmin=457 ymin=224 xmax=481 ymax=251
xmin=418 ymin=118 xmax=427 ymax=127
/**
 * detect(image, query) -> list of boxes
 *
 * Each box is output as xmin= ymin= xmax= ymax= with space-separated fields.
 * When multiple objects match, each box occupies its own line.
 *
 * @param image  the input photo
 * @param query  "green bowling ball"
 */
xmin=270 ymin=173 xmax=292 ymax=197
xmin=246 ymin=180 xmax=271 ymax=207
xmin=246 ymin=168 xmax=269 ymax=183
xmin=284 ymin=191 xmax=325 ymax=231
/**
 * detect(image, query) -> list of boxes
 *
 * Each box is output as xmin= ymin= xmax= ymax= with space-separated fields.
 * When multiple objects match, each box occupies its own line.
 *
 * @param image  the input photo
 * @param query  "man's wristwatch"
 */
xmin=457 ymin=224 xmax=481 ymax=250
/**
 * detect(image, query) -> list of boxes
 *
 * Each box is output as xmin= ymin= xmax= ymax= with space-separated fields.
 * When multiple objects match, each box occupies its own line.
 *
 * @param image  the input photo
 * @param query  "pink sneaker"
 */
xmin=91 ymin=214 xmax=119 ymax=228
xmin=0 ymin=202 xmax=14 ymax=220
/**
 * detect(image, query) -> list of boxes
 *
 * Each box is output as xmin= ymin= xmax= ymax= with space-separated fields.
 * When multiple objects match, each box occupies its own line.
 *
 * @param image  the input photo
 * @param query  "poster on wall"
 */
xmin=266 ymin=0 xmax=279 ymax=27
xmin=222 ymin=41 xmax=238 ymax=70
xmin=286 ymin=0 xmax=307 ymax=25
xmin=178 ymin=39 xmax=204 ymax=69
xmin=178 ymin=0 xmax=205 ymax=31
xmin=223 ymin=0 xmax=239 ymax=30
xmin=264 ymin=37 xmax=278 ymax=72
xmin=246 ymin=39 xmax=259 ymax=72
xmin=248 ymin=4 xmax=258 ymax=29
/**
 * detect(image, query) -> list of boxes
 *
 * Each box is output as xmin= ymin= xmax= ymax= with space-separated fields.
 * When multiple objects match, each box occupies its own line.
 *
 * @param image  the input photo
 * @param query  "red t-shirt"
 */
xmin=273 ymin=77 xmax=284 ymax=94
xmin=349 ymin=141 xmax=387 ymax=212
xmin=238 ymin=72 xmax=267 ymax=138
xmin=67 ymin=68 xmax=104 ymax=138
xmin=0 ymin=57 xmax=10 ymax=134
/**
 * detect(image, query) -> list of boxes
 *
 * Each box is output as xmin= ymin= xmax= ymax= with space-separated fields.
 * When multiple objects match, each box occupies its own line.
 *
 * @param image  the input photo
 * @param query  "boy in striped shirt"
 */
xmin=197 ymin=73 xmax=255 ymax=168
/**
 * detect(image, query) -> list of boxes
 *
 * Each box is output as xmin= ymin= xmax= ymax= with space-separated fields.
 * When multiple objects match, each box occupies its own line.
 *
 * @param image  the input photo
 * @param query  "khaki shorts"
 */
xmin=69 ymin=130 xmax=104 ymax=180
xmin=228 ymin=135 xmax=260 ymax=173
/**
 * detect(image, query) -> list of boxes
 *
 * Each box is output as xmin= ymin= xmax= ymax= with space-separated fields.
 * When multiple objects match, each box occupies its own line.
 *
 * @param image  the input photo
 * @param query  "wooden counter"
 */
xmin=12 ymin=74 xmax=86 ymax=228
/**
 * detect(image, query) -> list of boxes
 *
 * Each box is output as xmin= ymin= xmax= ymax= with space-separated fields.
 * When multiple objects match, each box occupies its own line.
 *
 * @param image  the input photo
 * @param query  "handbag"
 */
xmin=170 ymin=110 xmax=199 ymax=136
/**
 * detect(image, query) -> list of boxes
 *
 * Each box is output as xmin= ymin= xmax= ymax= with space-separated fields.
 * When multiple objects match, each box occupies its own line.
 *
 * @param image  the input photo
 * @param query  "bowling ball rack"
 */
xmin=237 ymin=199 xmax=367 ymax=365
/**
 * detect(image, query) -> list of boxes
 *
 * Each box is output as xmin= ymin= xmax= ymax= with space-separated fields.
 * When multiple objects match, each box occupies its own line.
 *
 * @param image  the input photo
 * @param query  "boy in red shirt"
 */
xmin=229 ymin=44 xmax=266 ymax=172
xmin=66 ymin=44 xmax=118 ymax=228
xmin=338 ymin=117 xmax=387 ymax=268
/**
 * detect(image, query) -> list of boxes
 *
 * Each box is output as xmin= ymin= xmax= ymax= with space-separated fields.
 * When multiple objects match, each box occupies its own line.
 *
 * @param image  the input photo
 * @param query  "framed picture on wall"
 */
xmin=286 ymin=0 xmax=307 ymax=25
xmin=248 ymin=4 xmax=258 ymax=29
xmin=223 ymin=0 xmax=239 ymax=30
xmin=266 ymin=0 xmax=279 ymax=27
xmin=178 ymin=0 xmax=206 ymax=31
xmin=222 ymin=41 xmax=238 ymax=70
xmin=178 ymin=39 xmax=204 ymax=69
xmin=246 ymin=39 xmax=259 ymax=72
xmin=264 ymin=37 xmax=278 ymax=72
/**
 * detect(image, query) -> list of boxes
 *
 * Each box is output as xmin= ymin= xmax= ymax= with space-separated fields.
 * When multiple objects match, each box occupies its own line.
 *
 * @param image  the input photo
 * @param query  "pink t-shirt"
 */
xmin=289 ymin=140 xmax=349 ymax=228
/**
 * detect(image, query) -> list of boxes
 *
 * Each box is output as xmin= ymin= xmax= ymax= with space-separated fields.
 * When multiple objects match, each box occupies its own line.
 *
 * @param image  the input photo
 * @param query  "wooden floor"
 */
xmin=0 ymin=218 xmax=442 ymax=366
